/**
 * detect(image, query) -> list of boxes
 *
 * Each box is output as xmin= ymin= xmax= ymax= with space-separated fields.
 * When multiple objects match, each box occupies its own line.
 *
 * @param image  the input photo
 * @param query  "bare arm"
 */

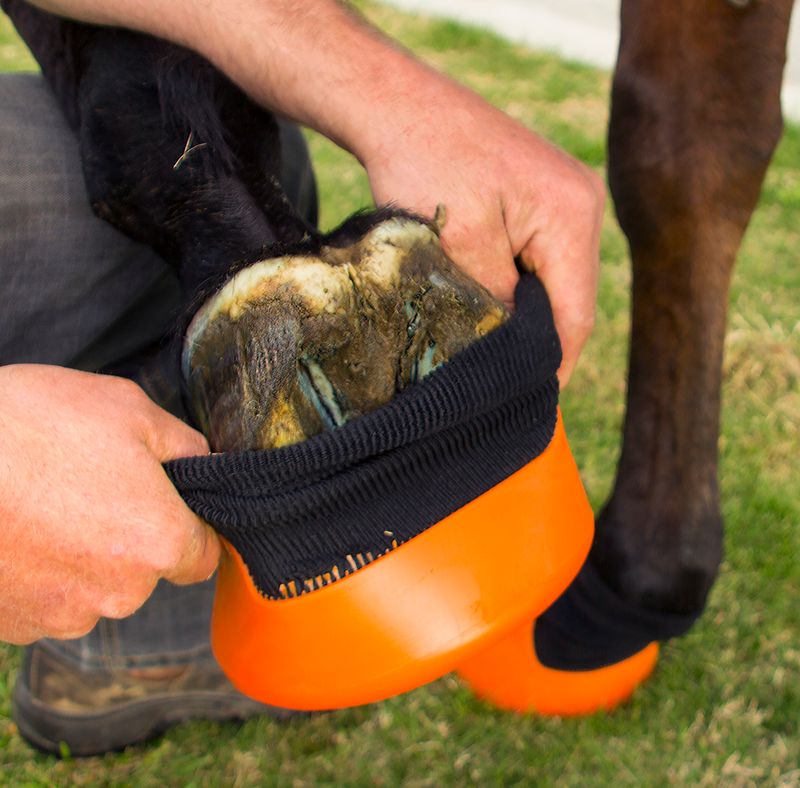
xmin=30 ymin=0 xmax=603 ymax=384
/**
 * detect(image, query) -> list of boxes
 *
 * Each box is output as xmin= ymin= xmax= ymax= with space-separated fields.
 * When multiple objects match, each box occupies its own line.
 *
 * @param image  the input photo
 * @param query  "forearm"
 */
xmin=27 ymin=0 xmax=462 ymax=164
xmin=28 ymin=0 xmax=604 ymax=383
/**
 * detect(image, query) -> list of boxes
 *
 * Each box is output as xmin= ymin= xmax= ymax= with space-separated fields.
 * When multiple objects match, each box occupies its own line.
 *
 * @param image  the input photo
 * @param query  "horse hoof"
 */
xmin=182 ymin=213 xmax=508 ymax=450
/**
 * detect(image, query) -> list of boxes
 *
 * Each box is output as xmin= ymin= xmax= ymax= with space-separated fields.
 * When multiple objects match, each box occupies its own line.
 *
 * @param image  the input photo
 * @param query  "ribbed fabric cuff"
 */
xmin=165 ymin=274 xmax=562 ymax=598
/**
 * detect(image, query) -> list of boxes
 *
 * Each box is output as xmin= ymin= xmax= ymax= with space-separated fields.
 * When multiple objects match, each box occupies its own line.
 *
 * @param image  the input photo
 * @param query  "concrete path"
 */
xmin=385 ymin=0 xmax=800 ymax=121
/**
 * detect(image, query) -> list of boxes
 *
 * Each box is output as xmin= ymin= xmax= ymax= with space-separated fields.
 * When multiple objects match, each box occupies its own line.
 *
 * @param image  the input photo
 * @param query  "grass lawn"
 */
xmin=1 ymin=3 xmax=798 ymax=785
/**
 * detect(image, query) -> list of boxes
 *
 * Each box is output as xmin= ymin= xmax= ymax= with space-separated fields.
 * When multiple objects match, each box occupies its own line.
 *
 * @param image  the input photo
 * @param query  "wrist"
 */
xmin=349 ymin=60 xmax=472 ymax=168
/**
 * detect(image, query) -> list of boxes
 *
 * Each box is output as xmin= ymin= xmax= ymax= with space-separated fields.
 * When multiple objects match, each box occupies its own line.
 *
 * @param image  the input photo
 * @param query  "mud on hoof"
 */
xmin=183 ymin=212 xmax=508 ymax=451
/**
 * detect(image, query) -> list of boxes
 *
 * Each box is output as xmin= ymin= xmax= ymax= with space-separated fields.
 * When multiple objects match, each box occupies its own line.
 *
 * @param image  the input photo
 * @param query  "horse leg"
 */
xmin=598 ymin=0 xmax=794 ymax=619
xmin=2 ymin=0 xmax=311 ymax=304
xmin=458 ymin=0 xmax=794 ymax=715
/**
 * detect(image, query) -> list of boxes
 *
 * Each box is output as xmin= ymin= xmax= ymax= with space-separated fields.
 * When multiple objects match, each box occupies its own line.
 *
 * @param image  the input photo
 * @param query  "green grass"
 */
xmin=1 ymin=3 xmax=799 ymax=785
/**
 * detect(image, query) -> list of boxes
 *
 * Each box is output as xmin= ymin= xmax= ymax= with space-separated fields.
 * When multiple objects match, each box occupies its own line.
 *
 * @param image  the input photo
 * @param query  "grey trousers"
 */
xmin=0 ymin=73 xmax=317 ymax=669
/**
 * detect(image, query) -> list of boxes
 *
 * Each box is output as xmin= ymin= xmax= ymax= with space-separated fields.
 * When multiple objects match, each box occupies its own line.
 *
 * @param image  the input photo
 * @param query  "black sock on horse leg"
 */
xmin=533 ymin=560 xmax=701 ymax=670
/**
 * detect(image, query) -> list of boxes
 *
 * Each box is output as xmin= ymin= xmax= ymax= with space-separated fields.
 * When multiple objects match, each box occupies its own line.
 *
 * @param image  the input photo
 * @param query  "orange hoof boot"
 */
xmin=458 ymin=561 xmax=700 ymax=716
xmin=209 ymin=414 xmax=594 ymax=711
xmin=459 ymin=622 xmax=659 ymax=716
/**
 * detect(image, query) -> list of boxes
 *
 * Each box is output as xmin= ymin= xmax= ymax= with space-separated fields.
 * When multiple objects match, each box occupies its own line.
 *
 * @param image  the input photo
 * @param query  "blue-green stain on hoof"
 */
xmin=297 ymin=357 xmax=347 ymax=430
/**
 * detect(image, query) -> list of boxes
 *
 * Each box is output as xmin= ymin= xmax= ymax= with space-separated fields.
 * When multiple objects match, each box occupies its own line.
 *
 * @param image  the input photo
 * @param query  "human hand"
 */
xmin=0 ymin=364 xmax=219 ymax=644
xmin=363 ymin=81 xmax=604 ymax=385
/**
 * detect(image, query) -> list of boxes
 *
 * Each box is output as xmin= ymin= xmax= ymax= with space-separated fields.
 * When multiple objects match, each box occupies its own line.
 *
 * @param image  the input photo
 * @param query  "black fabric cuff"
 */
xmin=534 ymin=559 xmax=703 ymax=670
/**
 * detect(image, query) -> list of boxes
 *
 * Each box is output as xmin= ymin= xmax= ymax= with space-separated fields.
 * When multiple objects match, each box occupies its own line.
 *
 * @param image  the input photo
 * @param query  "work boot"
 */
xmin=12 ymin=641 xmax=295 ymax=757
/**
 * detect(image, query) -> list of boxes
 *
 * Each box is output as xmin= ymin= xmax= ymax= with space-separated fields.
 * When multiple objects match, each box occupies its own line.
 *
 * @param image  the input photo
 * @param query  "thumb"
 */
xmin=134 ymin=389 xmax=220 ymax=583
xmin=163 ymin=517 xmax=222 ymax=585
xmin=141 ymin=402 xmax=210 ymax=462
xmin=439 ymin=211 xmax=519 ymax=310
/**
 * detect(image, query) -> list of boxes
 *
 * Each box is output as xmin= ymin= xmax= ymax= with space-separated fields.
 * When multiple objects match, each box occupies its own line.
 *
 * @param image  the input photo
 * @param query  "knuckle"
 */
xmin=176 ymin=426 xmax=209 ymax=458
xmin=147 ymin=537 xmax=185 ymax=575
xmin=47 ymin=609 xmax=98 ymax=640
xmin=552 ymin=159 xmax=605 ymax=212
xmin=110 ymin=374 xmax=147 ymax=402
xmin=114 ymin=378 xmax=161 ymax=433
xmin=4 ymin=625 xmax=40 ymax=646
xmin=59 ymin=620 xmax=99 ymax=640
xmin=572 ymin=170 xmax=605 ymax=214
xmin=97 ymin=592 xmax=145 ymax=620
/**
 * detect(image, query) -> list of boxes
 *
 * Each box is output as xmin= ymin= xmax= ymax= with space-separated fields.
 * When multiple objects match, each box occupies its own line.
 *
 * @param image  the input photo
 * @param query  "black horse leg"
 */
xmin=2 ymin=0 xmax=312 ymax=304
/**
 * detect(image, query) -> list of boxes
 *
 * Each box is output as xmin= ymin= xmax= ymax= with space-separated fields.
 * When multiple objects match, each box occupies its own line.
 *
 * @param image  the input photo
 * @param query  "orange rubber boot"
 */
xmin=458 ymin=620 xmax=658 ymax=716
xmin=210 ymin=414 xmax=594 ymax=710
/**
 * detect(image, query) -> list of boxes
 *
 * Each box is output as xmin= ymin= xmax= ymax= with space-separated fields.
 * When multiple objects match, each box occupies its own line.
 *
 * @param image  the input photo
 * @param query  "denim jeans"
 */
xmin=0 ymin=73 xmax=317 ymax=669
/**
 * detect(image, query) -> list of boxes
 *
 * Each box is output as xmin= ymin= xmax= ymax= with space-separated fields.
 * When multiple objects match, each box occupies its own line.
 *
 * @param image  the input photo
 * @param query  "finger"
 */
xmin=97 ymin=578 xmax=158 ymax=620
xmin=519 ymin=222 xmax=600 ymax=387
xmin=113 ymin=377 xmax=209 ymax=461
xmin=30 ymin=576 xmax=105 ymax=639
xmin=141 ymin=402 xmax=210 ymax=462
xmin=0 ymin=611 xmax=42 ymax=645
xmin=58 ymin=620 xmax=100 ymax=640
xmin=126 ymin=388 xmax=219 ymax=584
xmin=4 ymin=629 xmax=41 ymax=646
xmin=162 ymin=520 xmax=222 ymax=586
xmin=439 ymin=205 xmax=519 ymax=309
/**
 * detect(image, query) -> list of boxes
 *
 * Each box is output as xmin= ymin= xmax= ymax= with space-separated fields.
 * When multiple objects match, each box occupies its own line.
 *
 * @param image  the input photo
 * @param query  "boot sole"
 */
xmin=12 ymin=676 xmax=298 ymax=757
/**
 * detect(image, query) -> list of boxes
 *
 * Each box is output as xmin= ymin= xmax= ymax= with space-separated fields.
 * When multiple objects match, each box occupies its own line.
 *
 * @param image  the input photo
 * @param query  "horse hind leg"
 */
xmin=598 ymin=0 xmax=794 ymax=618
xmin=74 ymin=30 xmax=313 ymax=299
xmin=456 ymin=0 xmax=795 ymax=715
xmin=3 ymin=1 xmax=311 ymax=301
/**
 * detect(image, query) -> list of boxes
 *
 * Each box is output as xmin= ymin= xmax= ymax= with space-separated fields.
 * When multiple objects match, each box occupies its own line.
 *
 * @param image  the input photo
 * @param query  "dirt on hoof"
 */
xmin=183 ymin=215 xmax=508 ymax=451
